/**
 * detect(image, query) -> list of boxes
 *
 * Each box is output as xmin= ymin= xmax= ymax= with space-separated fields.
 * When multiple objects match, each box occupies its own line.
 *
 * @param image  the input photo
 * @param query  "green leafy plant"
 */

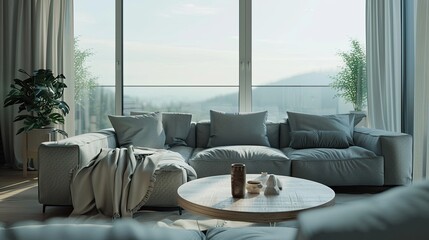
xmin=330 ymin=39 xmax=367 ymax=111
xmin=4 ymin=69 xmax=70 ymax=136
xmin=74 ymin=37 xmax=97 ymax=107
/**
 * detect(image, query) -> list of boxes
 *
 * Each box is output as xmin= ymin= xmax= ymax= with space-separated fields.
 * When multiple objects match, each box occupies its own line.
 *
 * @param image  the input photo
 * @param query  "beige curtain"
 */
xmin=366 ymin=0 xmax=402 ymax=132
xmin=414 ymin=0 xmax=429 ymax=180
xmin=0 ymin=0 xmax=74 ymax=168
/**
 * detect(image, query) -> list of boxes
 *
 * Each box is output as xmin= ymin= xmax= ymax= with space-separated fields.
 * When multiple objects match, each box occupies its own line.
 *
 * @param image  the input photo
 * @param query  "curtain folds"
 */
xmin=366 ymin=0 xmax=402 ymax=132
xmin=0 ymin=0 xmax=73 ymax=168
xmin=413 ymin=0 xmax=429 ymax=180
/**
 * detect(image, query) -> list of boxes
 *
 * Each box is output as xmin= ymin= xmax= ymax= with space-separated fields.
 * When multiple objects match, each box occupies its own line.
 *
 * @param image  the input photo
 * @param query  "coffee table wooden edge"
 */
xmin=178 ymin=195 xmax=335 ymax=223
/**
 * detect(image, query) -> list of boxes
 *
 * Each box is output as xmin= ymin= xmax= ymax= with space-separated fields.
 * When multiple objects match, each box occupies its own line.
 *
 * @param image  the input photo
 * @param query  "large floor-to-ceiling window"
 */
xmin=123 ymin=0 xmax=239 ymax=120
xmin=74 ymin=0 xmax=365 ymax=131
xmin=74 ymin=0 xmax=116 ymax=134
xmin=252 ymin=0 xmax=366 ymax=121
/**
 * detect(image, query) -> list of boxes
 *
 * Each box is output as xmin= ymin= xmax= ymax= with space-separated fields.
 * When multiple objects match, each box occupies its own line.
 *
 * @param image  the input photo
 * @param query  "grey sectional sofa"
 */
xmin=38 ymin=112 xmax=412 ymax=211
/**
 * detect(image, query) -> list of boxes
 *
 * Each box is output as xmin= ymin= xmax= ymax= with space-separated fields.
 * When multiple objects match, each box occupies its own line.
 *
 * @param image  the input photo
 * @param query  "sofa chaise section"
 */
xmin=38 ymin=128 xmax=191 ymax=211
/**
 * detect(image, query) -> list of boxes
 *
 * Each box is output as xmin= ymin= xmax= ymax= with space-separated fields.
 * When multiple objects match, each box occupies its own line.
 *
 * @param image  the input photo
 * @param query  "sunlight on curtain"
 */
xmin=413 ymin=0 xmax=429 ymax=180
xmin=0 ymin=0 xmax=74 ymax=168
xmin=366 ymin=0 xmax=402 ymax=132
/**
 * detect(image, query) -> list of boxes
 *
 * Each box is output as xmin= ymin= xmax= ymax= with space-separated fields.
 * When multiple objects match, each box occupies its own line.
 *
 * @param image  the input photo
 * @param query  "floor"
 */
xmin=0 ymin=168 xmax=72 ymax=225
xmin=0 ymin=167 xmax=375 ymax=228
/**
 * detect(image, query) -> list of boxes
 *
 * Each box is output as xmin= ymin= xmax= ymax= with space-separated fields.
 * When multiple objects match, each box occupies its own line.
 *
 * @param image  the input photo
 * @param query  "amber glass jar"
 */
xmin=231 ymin=163 xmax=246 ymax=198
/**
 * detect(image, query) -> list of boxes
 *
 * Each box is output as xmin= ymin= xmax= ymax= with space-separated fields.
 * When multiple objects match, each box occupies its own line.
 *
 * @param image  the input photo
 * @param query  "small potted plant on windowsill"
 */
xmin=4 ymin=69 xmax=70 ymax=172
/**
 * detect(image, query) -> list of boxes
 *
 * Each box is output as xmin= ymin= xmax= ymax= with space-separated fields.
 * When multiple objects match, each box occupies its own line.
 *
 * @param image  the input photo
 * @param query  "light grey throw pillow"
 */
xmin=108 ymin=113 xmax=165 ymax=148
xmin=161 ymin=113 xmax=192 ymax=147
xmin=287 ymin=111 xmax=354 ymax=145
xmin=207 ymin=110 xmax=270 ymax=147
xmin=131 ymin=111 xmax=192 ymax=147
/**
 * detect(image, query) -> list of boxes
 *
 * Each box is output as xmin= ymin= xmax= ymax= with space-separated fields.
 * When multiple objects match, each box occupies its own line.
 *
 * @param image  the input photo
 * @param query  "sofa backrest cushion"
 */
xmin=160 ymin=112 xmax=192 ymax=147
xmin=196 ymin=120 xmax=211 ymax=148
xmin=296 ymin=180 xmax=429 ymax=240
xmin=289 ymin=130 xmax=349 ymax=149
xmin=279 ymin=122 xmax=292 ymax=148
xmin=266 ymin=122 xmax=280 ymax=149
xmin=207 ymin=110 xmax=270 ymax=147
xmin=185 ymin=122 xmax=196 ymax=148
xmin=196 ymin=121 xmax=281 ymax=148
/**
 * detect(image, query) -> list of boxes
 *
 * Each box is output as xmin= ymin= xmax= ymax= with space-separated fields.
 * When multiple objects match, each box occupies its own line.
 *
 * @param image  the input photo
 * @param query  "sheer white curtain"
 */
xmin=366 ymin=0 xmax=402 ymax=132
xmin=0 ymin=0 xmax=74 ymax=168
xmin=414 ymin=0 xmax=429 ymax=180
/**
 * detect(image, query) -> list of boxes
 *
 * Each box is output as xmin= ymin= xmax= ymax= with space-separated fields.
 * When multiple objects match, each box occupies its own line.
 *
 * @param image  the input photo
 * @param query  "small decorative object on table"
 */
xmin=246 ymin=180 xmax=263 ymax=194
xmin=264 ymin=174 xmax=282 ymax=195
xmin=252 ymin=172 xmax=269 ymax=187
xmin=231 ymin=163 xmax=246 ymax=198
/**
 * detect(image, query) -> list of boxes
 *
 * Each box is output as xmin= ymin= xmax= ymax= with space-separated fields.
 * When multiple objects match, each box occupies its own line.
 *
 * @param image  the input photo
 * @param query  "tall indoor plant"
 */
xmin=4 ymin=69 xmax=70 ymax=137
xmin=330 ymin=39 xmax=367 ymax=112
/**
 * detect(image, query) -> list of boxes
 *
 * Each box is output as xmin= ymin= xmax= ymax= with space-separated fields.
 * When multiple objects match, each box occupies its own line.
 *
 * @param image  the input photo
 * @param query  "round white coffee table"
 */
xmin=177 ymin=174 xmax=335 ymax=223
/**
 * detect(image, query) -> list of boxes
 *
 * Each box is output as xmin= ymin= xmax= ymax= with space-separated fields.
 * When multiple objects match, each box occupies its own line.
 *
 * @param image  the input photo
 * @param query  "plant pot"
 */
xmin=25 ymin=127 xmax=57 ymax=172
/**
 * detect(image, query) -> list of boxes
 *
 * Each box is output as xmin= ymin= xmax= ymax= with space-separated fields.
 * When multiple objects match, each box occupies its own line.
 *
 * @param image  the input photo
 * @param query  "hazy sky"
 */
xmin=74 ymin=0 xmax=365 ymax=86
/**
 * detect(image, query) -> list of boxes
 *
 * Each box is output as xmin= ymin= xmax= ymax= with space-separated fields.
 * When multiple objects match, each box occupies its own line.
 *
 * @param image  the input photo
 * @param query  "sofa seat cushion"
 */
xmin=206 ymin=227 xmax=297 ymax=240
xmin=189 ymin=146 xmax=291 ymax=178
xmin=282 ymin=146 xmax=384 ymax=186
xmin=167 ymin=146 xmax=195 ymax=162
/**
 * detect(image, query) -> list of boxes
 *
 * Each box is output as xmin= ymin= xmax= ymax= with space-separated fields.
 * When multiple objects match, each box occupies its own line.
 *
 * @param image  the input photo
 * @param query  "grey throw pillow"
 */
xmin=287 ymin=111 xmax=355 ymax=145
xmin=289 ymin=130 xmax=349 ymax=149
xmin=108 ymin=113 xmax=165 ymax=148
xmin=207 ymin=110 xmax=270 ymax=147
xmin=131 ymin=111 xmax=192 ymax=147
xmin=161 ymin=113 xmax=192 ymax=147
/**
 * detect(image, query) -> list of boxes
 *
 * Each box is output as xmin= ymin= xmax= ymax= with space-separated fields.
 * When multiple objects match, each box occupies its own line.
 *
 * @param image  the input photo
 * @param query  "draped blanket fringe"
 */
xmin=69 ymin=146 xmax=194 ymax=219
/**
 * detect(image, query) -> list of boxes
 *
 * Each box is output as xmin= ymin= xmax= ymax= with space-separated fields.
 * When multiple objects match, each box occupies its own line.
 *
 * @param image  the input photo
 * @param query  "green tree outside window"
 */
xmin=330 ymin=39 xmax=367 ymax=112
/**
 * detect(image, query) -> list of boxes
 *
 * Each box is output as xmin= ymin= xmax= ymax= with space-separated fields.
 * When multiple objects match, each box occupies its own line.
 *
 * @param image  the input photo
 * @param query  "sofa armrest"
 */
xmin=353 ymin=127 xmax=412 ymax=185
xmin=38 ymin=129 xmax=118 ymax=206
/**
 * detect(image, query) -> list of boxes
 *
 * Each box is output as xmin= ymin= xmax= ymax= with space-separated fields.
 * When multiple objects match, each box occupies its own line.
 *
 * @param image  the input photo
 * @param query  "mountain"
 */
xmin=201 ymin=71 xmax=342 ymax=120
xmin=261 ymin=71 xmax=335 ymax=86
xmin=123 ymin=71 xmax=349 ymax=121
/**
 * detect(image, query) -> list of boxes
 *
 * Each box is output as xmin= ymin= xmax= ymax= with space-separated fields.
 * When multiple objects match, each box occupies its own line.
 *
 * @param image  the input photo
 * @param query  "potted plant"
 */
xmin=4 ymin=69 xmax=70 ymax=172
xmin=330 ymin=39 xmax=367 ymax=112
xmin=4 ymin=69 xmax=70 ymax=137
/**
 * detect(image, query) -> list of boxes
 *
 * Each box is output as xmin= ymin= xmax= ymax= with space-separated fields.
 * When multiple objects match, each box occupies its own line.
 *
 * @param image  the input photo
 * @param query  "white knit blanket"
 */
xmin=69 ymin=146 xmax=195 ymax=219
